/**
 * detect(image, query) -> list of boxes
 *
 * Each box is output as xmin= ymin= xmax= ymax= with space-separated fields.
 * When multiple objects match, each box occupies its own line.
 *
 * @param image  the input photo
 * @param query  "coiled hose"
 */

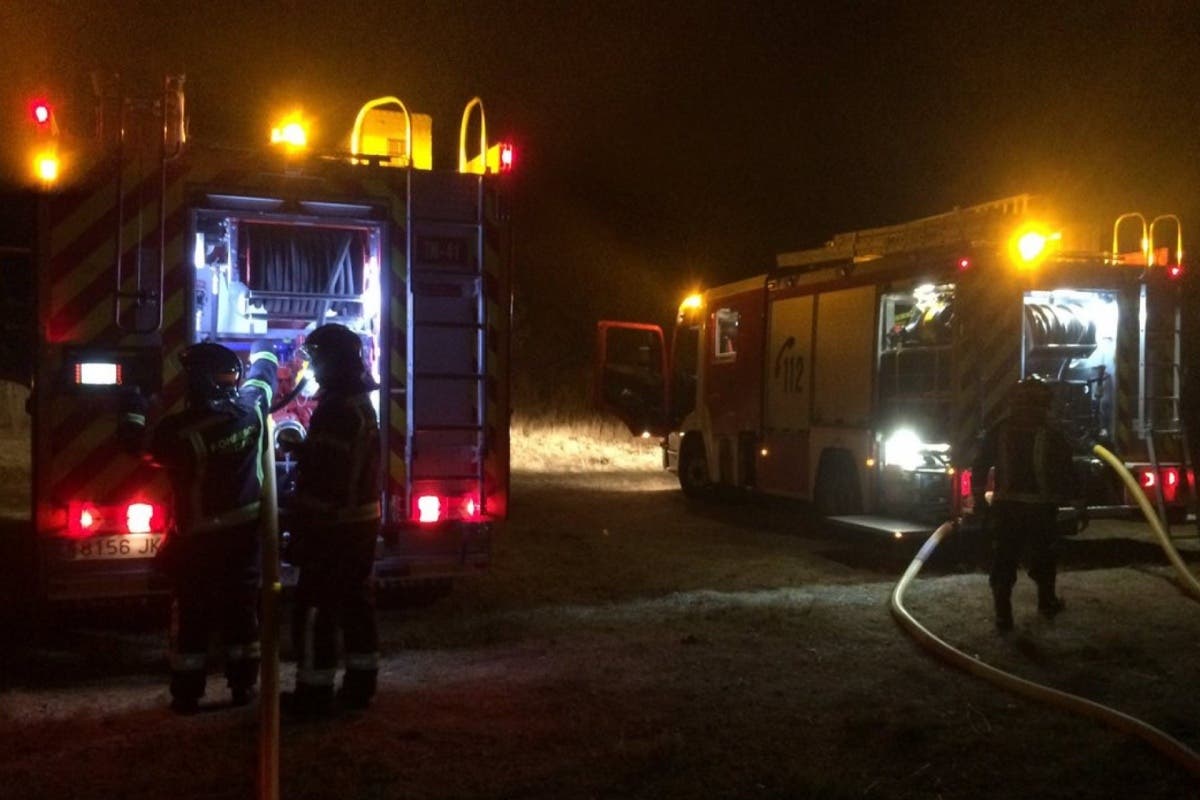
xmin=890 ymin=459 xmax=1200 ymax=779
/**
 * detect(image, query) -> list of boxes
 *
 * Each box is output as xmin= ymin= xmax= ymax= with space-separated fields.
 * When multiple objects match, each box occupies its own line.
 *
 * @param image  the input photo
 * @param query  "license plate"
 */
xmin=64 ymin=533 xmax=164 ymax=560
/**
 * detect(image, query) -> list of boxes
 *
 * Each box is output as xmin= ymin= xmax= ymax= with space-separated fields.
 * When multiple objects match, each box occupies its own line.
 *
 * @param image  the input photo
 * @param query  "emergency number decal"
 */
xmin=774 ymin=336 xmax=805 ymax=394
xmin=764 ymin=295 xmax=814 ymax=431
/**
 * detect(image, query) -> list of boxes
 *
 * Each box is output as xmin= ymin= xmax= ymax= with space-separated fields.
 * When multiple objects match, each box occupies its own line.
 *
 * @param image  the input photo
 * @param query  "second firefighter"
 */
xmin=282 ymin=323 xmax=382 ymax=714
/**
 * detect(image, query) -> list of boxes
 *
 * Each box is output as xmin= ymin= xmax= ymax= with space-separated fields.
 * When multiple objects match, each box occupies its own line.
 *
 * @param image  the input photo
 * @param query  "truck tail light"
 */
xmin=412 ymin=491 xmax=483 ymax=524
xmin=67 ymin=500 xmax=167 ymax=537
xmin=416 ymin=495 xmax=442 ymax=524
xmin=68 ymin=503 xmax=103 ymax=538
xmin=1132 ymin=466 xmax=1181 ymax=504
xmin=957 ymin=468 xmax=973 ymax=514
xmin=125 ymin=502 xmax=159 ymax=534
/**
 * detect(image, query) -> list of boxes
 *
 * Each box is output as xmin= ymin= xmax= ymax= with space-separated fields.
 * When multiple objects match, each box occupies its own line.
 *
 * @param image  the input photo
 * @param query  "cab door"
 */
xmin=595 ymin=322 xmax=669 ymax=437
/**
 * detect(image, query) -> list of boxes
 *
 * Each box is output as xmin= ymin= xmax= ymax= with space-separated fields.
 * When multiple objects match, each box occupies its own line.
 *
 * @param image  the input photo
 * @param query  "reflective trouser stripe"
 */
xmin=297 ymin=668 xmax=337 ymax=687
xmin=226 ymin=642 xmax=262 ymax=661
xmin=296 ymin=605 xmax=336 ymax=686
xmin=344 ymin=652 xmax=380 ymax=671
xmin=171 ymin=652 xmax=206 ymax=671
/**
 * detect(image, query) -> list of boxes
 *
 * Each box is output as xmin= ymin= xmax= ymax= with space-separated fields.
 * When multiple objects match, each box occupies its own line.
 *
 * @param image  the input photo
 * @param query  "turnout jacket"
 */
xmin=291 ymin=376 xmax=381 ymax=527
xmin=121 ymin=346 xmax=278 ymax=534
xmin=971 ymin=414 xmax=1077 ymax=507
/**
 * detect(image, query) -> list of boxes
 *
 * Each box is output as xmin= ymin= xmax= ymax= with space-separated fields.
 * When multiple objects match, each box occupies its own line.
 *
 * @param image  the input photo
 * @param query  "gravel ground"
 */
xmin=1 ymin=468 xmax=1199 ymax=799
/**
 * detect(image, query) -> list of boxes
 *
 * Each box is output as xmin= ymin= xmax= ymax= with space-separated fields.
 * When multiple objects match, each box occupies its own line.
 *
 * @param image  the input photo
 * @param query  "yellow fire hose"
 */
xmin=258 ymin=416 xmax=281 ymax=800
xmin=890 ymin=444 xmax=1200 ymax=780
xmin=1091 ymin=443 xmax=1200 ymax=602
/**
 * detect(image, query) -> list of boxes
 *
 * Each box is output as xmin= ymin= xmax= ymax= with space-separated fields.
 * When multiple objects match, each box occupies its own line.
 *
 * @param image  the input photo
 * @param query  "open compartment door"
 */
xmin=595 ymin=321 xmax=669 ymax=437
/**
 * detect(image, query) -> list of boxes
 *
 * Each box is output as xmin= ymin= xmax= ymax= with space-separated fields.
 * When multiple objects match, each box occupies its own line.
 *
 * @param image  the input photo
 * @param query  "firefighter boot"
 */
xmin=1037 ymin=582 xmax=1065 ymax=618
xmin=226 ymin=655 xmax=259 ymax=706
xmin=169 ymin=669 xmax=206 ymax=714
xmin=281 ymin=684 xmax=334 ymax=718
xmin=992 ymin=587 xmax=1014 ymax=633
xmin=338 ymin=669 xmax=377 ymax=711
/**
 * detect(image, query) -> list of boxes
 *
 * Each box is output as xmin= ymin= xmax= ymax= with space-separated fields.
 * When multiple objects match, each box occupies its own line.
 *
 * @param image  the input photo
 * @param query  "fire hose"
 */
xmin=889 ymin=443 xmax=1200 ymax=780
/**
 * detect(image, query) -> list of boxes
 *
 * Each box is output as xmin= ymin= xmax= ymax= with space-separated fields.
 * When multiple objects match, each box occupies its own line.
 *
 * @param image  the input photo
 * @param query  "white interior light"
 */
xmin=78 ymin=362 xmax=119 ymax=385
xmin=883 ymin=429 xmax=924 ymax=471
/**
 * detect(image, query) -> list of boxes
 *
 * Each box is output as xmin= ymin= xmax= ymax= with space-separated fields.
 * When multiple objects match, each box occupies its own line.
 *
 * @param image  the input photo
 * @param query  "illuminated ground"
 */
xmin=1 ymin=468 xmax=1199 ymax=799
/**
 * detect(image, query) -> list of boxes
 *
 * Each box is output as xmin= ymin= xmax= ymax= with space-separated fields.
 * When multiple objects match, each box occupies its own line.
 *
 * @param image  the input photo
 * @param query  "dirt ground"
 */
xmin=2 ymin=468 xmax=1200 ymax=799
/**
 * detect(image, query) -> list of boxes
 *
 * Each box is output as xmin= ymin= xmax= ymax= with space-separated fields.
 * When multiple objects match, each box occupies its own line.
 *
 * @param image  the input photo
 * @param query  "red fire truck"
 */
xmin=1 ymin=78 xmax=513 ymax=601
xmin=597 ymin=196 xmax=1194 ymax=535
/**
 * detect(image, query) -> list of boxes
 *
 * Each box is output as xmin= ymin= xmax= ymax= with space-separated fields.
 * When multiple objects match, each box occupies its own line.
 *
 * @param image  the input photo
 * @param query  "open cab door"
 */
xmin=595 ymin=321 xmax=670 ymax=437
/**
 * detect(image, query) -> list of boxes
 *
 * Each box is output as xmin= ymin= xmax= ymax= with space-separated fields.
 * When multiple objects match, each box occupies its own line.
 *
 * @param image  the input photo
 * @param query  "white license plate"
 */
xmin=65 ymin=533 xmax=164 ymax=560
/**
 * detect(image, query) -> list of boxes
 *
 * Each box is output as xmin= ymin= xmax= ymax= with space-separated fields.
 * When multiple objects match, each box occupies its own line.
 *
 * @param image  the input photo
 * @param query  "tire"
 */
xmin=813 ymin=448 xmax=863 ymax=517
xmin=678 ymin=435 xmax=713 ymax=499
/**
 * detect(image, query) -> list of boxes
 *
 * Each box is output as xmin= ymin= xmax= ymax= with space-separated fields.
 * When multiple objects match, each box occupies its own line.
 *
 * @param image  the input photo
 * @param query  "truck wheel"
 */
xmin=813 ymin=448 xmax=862 ymax=516
xmin=678 ymin=435 xmax=713 ymax=499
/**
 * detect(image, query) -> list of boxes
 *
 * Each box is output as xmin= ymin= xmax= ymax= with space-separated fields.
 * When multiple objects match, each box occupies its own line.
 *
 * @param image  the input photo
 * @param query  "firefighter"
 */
xmin=971 ymin=375 xmax=1078 ymax=632
xmin=282 ymin=323 xmax=381 ymax=715
xmin=119 ymin=340 xmax=279 ymax=712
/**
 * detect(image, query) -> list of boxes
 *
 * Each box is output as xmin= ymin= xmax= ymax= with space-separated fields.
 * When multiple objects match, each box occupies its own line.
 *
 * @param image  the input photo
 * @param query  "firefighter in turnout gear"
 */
xmin=119 ymin=341 xmax=278 ymax=712
xmin=971 ymin=376 xmax=1078 ymax=632
xmin=282 ymin=324 xmax=382 ymax=715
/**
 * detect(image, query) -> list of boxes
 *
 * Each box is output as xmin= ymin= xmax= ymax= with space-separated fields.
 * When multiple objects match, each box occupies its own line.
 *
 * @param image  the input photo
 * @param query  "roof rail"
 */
xmin=777 ymin=194 xmax=1037 ymax=269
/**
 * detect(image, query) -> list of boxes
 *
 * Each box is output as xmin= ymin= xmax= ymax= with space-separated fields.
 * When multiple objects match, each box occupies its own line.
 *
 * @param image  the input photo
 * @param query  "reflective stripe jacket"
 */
xmin=122 ymin=350 xmax=279 ymax=534
xmin=292 ymin=379 xmax=381 ymax=526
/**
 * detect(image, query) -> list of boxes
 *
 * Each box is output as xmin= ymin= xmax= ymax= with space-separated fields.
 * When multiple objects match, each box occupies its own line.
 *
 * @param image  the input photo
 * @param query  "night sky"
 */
xmin=3 ymin=1 xmax=1198 ymax=403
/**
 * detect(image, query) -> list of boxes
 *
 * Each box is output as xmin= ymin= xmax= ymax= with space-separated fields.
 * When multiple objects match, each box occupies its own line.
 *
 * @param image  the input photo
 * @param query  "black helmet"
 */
xmin=303 ymin=324 xmax=365 ymax=385
xmin=180 ymin=342 xmax=242 ymax=404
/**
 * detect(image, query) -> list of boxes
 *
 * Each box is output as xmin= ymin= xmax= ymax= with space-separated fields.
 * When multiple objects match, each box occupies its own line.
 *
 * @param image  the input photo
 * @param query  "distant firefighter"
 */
xmin=971 ymin=376 xmax=1080 ymax=632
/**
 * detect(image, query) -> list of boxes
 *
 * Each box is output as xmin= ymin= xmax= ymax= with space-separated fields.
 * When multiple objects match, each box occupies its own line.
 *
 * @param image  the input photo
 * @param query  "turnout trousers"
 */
xmin=291 ymin=520 xmax=380 ymax=703
xmin=988 ymin=500 xmax=1059 ymax=599
xmin=166 ymin=522 xmax=261 ymax=703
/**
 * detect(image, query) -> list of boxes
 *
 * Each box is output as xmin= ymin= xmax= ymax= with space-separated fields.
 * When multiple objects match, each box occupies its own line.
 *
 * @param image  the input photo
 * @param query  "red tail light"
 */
xmin=1167 ymin=263 xmax=1184 ymax=280
xmin=1134 ymin=466 xmax=1181 ymax=504
xmin=68 ymin=503 xmax=102 ymax=538
xmin=66 ymin=500 xmax=166 ymax=537
xmin=413 ymin=492 xmax=483 ymax=524
xmin=1162 ymin=467 xmax=1180 ymax=503
xmin=957 ymin=468 xmax=973 ymax=513
xmin=126 ymin=502 xmax=156 ymax=534
xmin=416 ymin=495 xmax=442 ymax=523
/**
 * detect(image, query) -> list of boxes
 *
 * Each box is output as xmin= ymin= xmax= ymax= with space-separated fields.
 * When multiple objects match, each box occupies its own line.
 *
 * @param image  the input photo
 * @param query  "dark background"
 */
xmin=2 ymin=0 xmax=1198 ymax=411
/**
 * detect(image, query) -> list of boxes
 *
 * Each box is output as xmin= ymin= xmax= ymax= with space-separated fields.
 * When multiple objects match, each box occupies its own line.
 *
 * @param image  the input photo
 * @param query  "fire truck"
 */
xmin=0 ymin=78 xmax=514 ymax=601
xmin=597 ymin=195 xmax=1195 ymax=535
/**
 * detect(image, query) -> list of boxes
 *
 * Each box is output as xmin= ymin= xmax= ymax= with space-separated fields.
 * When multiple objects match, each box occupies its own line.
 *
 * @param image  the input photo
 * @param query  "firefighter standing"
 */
xmin=119 ymin=340 xmax=278 ymax=712
xmin=971 ymin=376 xmax=1077 ymax=632
xmin=282 ymin=323 xmax=381 ymax=715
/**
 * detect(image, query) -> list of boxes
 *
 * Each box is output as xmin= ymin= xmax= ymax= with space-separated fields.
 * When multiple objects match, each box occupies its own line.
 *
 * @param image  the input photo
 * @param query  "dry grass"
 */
xmin=510 ymin=413 xmax=662 ymax=473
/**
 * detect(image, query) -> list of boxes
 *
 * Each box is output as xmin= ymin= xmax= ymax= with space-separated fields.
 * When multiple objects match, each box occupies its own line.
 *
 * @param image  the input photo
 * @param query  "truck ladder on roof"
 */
xmin=776 ymin=194 xmax=1035 ymax=270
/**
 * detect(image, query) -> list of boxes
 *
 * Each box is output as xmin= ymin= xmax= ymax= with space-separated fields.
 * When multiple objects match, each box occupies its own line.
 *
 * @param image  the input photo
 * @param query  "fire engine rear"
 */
xmin=598 ymin=196 xmax=1195 ymax=535
xmin=1 ymin=78 xmax=513 ymax=601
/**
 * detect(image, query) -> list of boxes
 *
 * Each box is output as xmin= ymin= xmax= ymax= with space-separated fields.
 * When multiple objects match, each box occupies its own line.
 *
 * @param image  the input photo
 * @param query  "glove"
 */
xmin=116 ymin=387 xmax=149 ymax=451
